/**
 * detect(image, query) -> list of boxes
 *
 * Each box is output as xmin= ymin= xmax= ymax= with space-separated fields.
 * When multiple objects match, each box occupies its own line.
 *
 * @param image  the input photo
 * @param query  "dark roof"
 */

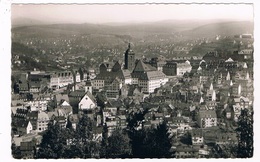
xmin=133 ymin=60 xmax=154 ymax=73
xmin=55 ymin=93 xmax=69 ymax=103
xmin=19 ymin=82 xmax=29 ymax=90
xmin=198 ymin=109 xmax=217 ymax=118
xmin=29 ymin=81 xmax=41 ymax=88
xmin=192 ymin=128 xmax=203 ymax=137
xmin=85 ymin=80 xmax=92 ymax=86
xmin=69 ymin=114 xmax=79 ymax=123
xmin=92 ymin=126 xmax=103 ymax=134
xmin=106 ymin=99 xmax=123 ymax=108
xmin=69 ymin=90 xmax=85 ymax=97
xmin=20 ymin=141 xmax=35 ymax=151
xmin=176 ymin=145 xmax=199 ymax=152
xmin=16 ymin=120 xmax=30 ymax=128
xmin=27 ymin=111 xmax=38 ymax=119
xmin=54 ymin=116 xmax=66 ymax=122
xmin=80 ymin=91 xmax=96 ymax=103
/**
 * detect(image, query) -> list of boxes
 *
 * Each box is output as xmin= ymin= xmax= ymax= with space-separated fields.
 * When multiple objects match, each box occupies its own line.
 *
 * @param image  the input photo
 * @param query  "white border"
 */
xmin=1 ymin=0 xmax=259 ymax=161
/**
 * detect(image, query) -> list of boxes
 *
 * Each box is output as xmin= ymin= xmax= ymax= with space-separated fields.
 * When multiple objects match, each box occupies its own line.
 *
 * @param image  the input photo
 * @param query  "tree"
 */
xmin=72 ymin=114 xmax=95 ymax=158
xmin=36 ymin=123 xmax=71 ymax=158
xmin=128 ymin=121 xmax=173 ymax=158
xmin=236 ymin=109 xmax=253 ymax=158
xmin=37 ymin=115 xmax=101 ymax=159
xmin=12 ymin=143 xmax=22 ymax=159
xmin=100 ymin=123 xmax=108 ymax=158
xmin=180 ymin=131 xmax=192 ymax=145
xmin=106 ymin=129 xmax=131 ymax=158
xmin=126 ymin=110 xmax=146 ymax=157
xmin=150 ymin=121 xmax=172 ymax=158
xmin=140 ymin=122 xmax=172 ymax=158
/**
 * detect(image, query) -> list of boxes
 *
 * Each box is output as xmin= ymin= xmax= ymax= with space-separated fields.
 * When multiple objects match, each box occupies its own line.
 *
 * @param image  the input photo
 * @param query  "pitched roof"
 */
xmin=80 ymin=91 xmax=96 ymax=103
xmin=55 ymin=93 xmax=69 ymax=103
xmin=29 ymin=81 xmax=41 ymax=88
xmin=16 ymin=120 xmax=30 ymax=128
xmin=38 ymin=111 xmax=49 ymax=120
xmin=225 ymin=58 xmax=234 ymax=62
xmin=60 ymin=100 xmax=71 ymax=106
xmin=27 ymin=111 xmax=38 ymax=119
xmin=192 ymin=128 xmax=203 ymax=137
xmin=199 ymin=109 xmax=217 ymax=118
xmin=69 ymin=90 xmax=85 ymax=98
xmin=20 ymin=141 xmax=35 ymax=151
xmin=133 ymin=60 xmax=154 ymax=73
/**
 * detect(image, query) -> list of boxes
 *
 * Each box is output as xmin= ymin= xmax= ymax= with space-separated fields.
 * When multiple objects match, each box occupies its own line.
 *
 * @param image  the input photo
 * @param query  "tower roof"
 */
xmin=125 ymin=43 xmax=135 ymax=55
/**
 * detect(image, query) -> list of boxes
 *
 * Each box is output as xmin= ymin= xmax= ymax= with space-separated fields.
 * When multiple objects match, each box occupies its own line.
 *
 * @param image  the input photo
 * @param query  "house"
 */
xmin=54 ymin=93 xmax=69 ymax=106
xmin=19 ymin=82 xmax=29 ymax=94
xmin=191 ymin=129 xmax=204 ymax=145
xmin=78 ymin=91 xmax=97 ymax=117
xmin=197 ymin=109 xmax=217 ymax=128
xmin=238 ymin=49 xmax=253 ymax=60
xmin=12 ymin=132 xmax=42 ymax=147
xmin=78 ymin=67 xmax=96 ymax=81
xmin=176 ymin=61 xmax=192 ymax=76
xmin=148 ymin=56 xmax=167 ymax=71
xmin=37 ymin=111 xmax=49 ymax=132
xmin=105 ymin=77 xmax=122 ymax=99
xmin=68 ymin=114 xmax=79 ymax=130
xmin=29 ymin=81 xmax=41 ymax=93
xmin=232 ymin=105 xmax=241 ymax=122
xmin=53 ymin=116 xmax=67 ymax=128
xmin=175 ymin=145 xmax=199 ymax=158
xmin=16 ymin=120 xmax=33 ymax=136
xmin=92 ymin=126 xmax=103 ymax=142
xmin=206 ymin=89 xmax=216 ymax=101
xmin=224 ymin=58 xmax=238 ymax=70
xmin=225 ymin=106 xmax=232 ymax=119
xmin=50 ymin=70 xmax=80 ymax=89
xmin=25 ymin=99 xmax=48 ymax=112
xmin=26 ymin=111 xmax=38 ymax=130
xmin=68 ymin=90 xmax=86 ymax=109
xmin=216 ymin=132 xmax=238 ymax=145
xmin=116 ymin=115 xmax=127 ymax=129
xmin=172 ymin=116 xmax=191 ymax=134
xmin=239 ymin=96 xmax=250 ymax=109
xmin=57 ymin=100 xmax=73 ymax=118
xmin=163 ymin=61 xmax=177 ymax=76
xmin=131 ymin=60 xmax=168 ymax=93
xmin=231 ymin=83 xmax=241 ymax=97
xmin=205 ymin=101 xmax=217 ymax=110
xmin=103 ymin=105 xmax=117 ymax=123
xmin=20 ymin=141 xmax=36 ymax=159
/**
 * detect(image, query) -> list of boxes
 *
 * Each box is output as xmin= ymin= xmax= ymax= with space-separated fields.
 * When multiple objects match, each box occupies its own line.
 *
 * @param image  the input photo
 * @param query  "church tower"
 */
xmin=85 ymin=75 xmax=92 ymax=94
xmin=124 ymin=43 xmax=135 ymax=72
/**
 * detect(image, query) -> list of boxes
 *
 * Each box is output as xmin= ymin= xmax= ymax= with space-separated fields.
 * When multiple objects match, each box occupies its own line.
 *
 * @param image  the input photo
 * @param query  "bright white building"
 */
xmin=132 ymin=60 xmax=168 ymax=93
xmin=50 ymin=70 xmax=80 ymax=89
xmin=78 ymin=91 xmax=97 ymax=111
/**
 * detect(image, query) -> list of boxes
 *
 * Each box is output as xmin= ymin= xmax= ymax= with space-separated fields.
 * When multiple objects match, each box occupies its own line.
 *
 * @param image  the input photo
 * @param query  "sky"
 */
xmin=11 ymin=3 xmax=254 ymax=24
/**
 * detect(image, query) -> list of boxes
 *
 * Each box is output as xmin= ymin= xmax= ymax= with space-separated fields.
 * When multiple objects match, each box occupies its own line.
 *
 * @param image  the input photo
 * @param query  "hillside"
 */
xmin=182 ymin=21 xmax=254 ymax=38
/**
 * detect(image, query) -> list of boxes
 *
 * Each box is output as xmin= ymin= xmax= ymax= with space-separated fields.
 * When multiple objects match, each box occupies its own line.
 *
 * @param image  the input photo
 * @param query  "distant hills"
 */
xmin=12 ymin=18 xmax=254 ymax=38
xmin=182 ymin=21 xmax=254 ymax=38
